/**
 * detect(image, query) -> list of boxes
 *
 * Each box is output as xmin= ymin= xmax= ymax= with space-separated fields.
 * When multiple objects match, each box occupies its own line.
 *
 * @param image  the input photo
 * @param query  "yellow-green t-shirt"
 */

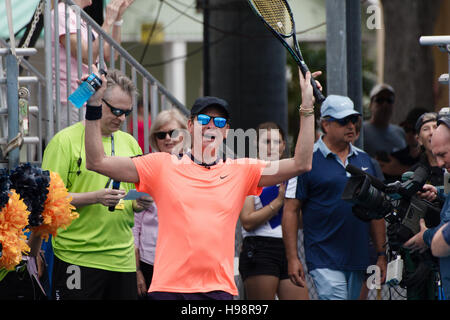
xmin=41 ymin=122 xmax=142 ymax=272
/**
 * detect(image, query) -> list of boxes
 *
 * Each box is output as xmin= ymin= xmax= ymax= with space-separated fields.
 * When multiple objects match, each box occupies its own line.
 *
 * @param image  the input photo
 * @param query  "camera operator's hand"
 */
xmin=403 ymin=219 xmax=429 ymax=253
xmin=418 ymin=184 xmax=438 ymax=202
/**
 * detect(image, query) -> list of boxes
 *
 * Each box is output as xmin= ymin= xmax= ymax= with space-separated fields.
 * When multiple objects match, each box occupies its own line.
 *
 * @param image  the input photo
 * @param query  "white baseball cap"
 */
xmin=320 ymin=95 xmax=360 ymax=119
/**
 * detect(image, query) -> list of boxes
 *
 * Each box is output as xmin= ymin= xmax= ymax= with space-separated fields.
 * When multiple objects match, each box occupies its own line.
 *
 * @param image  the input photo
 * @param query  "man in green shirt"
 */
xmin=42 ymin=69 xmax=149 ymax=299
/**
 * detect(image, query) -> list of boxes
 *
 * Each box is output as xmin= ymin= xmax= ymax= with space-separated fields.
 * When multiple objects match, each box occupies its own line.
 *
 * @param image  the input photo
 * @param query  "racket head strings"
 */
xmin=249 ymin=0 xmax=294 ymax=36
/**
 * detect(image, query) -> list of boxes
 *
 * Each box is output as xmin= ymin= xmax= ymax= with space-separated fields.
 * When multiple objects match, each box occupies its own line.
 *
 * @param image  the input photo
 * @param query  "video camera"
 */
xmin=342 ymin=164 xmax=441 ymax=250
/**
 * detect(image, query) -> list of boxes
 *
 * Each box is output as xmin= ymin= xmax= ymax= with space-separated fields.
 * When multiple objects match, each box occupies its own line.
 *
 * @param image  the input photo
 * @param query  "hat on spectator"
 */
xmin=370 ymin=83 xmax=395 ymax=100
xmin=415 ymin=112 xmax=438 ymax=134
xmin=190 ymin=96 xmax=230 ymax=119
xmin=320 ymin=95 xmax=360 ymax=119
xmin=437 ymin=115 xmax=450 ymax=129
xmin=399 ymin=108 xmax=428 ymax=133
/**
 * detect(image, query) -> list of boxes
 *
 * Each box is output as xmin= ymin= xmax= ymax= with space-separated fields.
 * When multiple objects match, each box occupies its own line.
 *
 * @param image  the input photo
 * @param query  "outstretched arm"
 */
xmin=258 ymin=70 xmax=319 ymax=187
xmin=60 ymin=0 xmax=134 ymax=64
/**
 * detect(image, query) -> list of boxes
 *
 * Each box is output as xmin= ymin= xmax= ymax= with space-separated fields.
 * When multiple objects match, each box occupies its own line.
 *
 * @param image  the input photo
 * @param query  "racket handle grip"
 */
xmin=311 ymin=77 xmax=325 ymax=104
xmin=299 ymin=62 xmax=325 ymax=104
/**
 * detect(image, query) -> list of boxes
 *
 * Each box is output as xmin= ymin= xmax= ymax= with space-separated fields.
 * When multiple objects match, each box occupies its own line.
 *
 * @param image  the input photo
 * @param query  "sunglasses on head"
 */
xmin=155 ymin=130 xmax=179 ymax=140
xmin=327 ymin=115 xmax=360 ymax=126
xmin=374 ymin=97 xmax=395 ymax=104
xmin=196 ymin=114 xmax=227 ymax=128
xmin=102 ymin=99 xmax=132 ymax=117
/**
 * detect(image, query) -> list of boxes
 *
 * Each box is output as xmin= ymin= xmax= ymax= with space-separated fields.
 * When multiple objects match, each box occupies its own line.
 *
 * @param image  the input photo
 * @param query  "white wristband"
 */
xmin=114 ymin=19 xmax=123 ymax=26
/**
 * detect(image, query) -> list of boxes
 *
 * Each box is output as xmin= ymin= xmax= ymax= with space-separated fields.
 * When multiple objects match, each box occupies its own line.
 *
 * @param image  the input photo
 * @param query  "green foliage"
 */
xmin=287 ymin=43 xmax=326 ymax=154
xmin=286 ymin=42 xmax=376 ymax=153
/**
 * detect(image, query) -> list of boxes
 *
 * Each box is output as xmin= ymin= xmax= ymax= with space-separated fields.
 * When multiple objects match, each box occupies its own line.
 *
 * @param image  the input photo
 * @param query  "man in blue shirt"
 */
xmin=283 ymin=95 xmax=387 ymax=300
xmin=404 ymin=115 xmax=450 ymax=299
xmin=432 ymin=222 xmax=450 ymax=258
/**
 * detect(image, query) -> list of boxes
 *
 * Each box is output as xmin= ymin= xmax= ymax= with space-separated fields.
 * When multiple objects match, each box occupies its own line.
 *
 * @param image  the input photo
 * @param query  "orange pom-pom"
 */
xmin=0 ymin=190 xmax=30 ymax=270
xmin=33 ymin=171 xmax=78 ymax=241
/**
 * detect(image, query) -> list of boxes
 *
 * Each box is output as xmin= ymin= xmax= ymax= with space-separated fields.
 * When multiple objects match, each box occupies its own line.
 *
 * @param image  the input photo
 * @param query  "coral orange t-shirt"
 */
xmin=132 ymin=153 xmax=267 ymax=295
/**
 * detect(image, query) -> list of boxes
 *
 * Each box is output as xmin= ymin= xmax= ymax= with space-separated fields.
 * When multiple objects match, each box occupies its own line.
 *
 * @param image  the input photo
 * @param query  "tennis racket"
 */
xmin=247 ymin=0 xmax=325 ymax=104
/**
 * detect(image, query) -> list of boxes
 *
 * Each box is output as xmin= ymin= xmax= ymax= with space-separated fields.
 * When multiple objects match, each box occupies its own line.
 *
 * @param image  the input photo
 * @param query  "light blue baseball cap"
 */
xmin=320 ymin=95 xmax=361 ymax=119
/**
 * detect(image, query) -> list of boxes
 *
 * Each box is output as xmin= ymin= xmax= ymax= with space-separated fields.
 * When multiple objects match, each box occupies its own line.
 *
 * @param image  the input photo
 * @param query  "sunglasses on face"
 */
xmin=374 ymin=97 xmax=395 ymax=104
xmin=102 ymin=99 xmax=132 ymax=117
xmin=327 ymin=115 xmax=360 ymax=126
xmin=196 ymin=114 xmax=227 ymax=128
xmin=155 ymin=130 xmax=179 ymax=140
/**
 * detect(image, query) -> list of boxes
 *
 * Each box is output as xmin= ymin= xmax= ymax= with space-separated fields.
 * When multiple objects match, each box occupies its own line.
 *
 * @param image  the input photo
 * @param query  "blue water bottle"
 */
xmin=68 ymin=69 xmax=106 ymax=108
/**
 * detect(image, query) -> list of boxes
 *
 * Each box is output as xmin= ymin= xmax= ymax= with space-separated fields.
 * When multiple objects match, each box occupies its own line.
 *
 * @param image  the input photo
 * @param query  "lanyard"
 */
xmin=110 ymin=134 xmax=115 ymax=156
xmin=105 ymin=134 xmax=116 ymax=188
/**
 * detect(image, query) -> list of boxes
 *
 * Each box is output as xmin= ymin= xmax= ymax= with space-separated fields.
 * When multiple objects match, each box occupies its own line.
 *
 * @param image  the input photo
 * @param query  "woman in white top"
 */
xmin=239 ymin=122 xmax=309 ymax=300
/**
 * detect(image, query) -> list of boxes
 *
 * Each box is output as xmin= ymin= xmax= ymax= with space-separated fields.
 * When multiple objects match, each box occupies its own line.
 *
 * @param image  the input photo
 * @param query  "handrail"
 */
xmin=63 ymin=0 xmax=189 ymax=115
xmin=1 ymin=0 xmax=190 ymax=166
xmin=0 ymin=38 xmax=45 ymax=166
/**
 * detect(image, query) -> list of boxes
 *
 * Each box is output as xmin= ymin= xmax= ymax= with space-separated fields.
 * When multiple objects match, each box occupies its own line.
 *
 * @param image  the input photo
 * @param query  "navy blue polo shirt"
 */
xmin=287 ymin=137 xmax=378 ymax=272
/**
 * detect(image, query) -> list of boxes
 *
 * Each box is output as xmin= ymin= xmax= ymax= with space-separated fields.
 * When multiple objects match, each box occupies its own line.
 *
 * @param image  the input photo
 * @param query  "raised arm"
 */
xmin=84 ymin=68 xmax=139 ymax=183
xmin=258 ymin=70 xmax=319 ymax=187
xmin=60 ymin=0 xmax=134 ymax=64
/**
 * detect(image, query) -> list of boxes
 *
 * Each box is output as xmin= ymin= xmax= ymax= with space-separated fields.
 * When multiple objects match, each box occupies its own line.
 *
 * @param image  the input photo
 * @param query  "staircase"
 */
xmin=0 ymin=0 xmax=188 ymax=169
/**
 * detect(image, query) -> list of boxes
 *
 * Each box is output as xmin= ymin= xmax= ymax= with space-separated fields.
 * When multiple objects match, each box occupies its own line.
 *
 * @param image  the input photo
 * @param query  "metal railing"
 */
xmin=47 ymin=0 xmax=188 ymax=154
xmin=0 ymin=0 xmax=188 ymax=168
xmin=0 ymin=43 xmax=44 ymax=168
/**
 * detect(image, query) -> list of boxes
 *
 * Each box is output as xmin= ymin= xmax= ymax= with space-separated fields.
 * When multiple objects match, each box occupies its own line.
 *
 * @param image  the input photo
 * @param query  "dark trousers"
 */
xmin=140 ymin=260 xmax=154 ymax=290
xmin=52 ymin=255 xmax=137 ymax=300
xmin=149 ymin=291 xmax=233 ymax=300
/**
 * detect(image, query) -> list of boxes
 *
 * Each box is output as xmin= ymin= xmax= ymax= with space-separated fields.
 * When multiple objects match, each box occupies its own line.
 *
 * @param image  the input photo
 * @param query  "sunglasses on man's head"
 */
xmin=326 ymin=115 xmax=360 ymax=126
xmin=196 ymin=114 xmax=227 ymax=128
xmin=155 ymin=130 xmax=179 ymax=140
xmin=374 ymin=97 xmax=395 ymax=104
xmin=102 ymin=99 xmax=132 ymax=117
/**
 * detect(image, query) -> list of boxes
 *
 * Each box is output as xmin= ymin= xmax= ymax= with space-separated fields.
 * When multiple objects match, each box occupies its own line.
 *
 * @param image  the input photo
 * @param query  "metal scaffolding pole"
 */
xmin=420 ymin=36 xmax=450 ymax=108
xmin=6 ymin=53 xmax=19 ymax=169
xmin=326 ymin=0 xmax=363 ymax=147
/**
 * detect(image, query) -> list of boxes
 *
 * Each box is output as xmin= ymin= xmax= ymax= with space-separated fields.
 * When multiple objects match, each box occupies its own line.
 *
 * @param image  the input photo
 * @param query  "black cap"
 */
xmin=437 ymin=115 xmax=450 ymax=129
xmin=190 ymin=96 xmax=230 ymax=118
xmin=415 ymin=112 xmax=437 ymax=134
xmin=400 ymin=108 xmax=428 ymax=133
